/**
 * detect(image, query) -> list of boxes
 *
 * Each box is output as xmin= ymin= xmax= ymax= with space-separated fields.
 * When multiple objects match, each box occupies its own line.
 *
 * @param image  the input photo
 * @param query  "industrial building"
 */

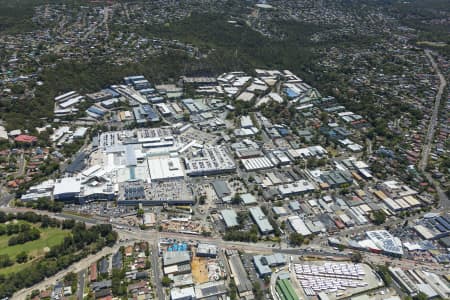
xmin=196 ymin=244 xmax=217 ymax=258
xmin=227 ymin=255 xmax=253 ymax=298
xmin=288 ymin=216 xmax=312 ymax=236
xmin=363 ymin=230 xmax=403 ymax=257
xmin=184 ymin=146 xmax=235 ymax=176
xmin=249 ymin=206 xmax=274 ymax=234
xmin=171 ymin=286 xmax=196 ymax=300
xmin=182 ymin=98 xmax=211 ymax=114
xmin=195 ymin=281 xmax=227 ymax=300
xmin=73 ymin=127 xmax=88 ymax=139
xmin=86 ymin=90 xmax=113 ymax=102
xmin=147 ymin=157 xmax=185 ymax=181
xmin=278 ymin=180 xmax=315 ymax=197
xmin=241 ymin=156 xmax=274 ymax=171
xmin=276 ymin=279 xmax=299 ymax=300
xmin=239 ymin=193 xmax=257 ymax=205
xmin=319 ymin=170 xmax=353 ymax=188
xmin=164 ymin=251 xmax=190 ymax=268
xmin=414 ymin=214 xmax=450 ymax=240
xmin=133 ymin=104 xmax=160 ymax=124
xmin=211 ymin=181 xmax=231 ymax=200
xmin=221 ymin=209 xmax=239 ymax=228
xmin=389 ymin=267 xmax=450 ymax=299
xmin=253 ymin=253 xmax=286 ymax=277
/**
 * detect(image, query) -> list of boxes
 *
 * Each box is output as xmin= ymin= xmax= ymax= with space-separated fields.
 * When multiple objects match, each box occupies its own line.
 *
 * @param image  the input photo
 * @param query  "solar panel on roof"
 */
xmin=436 ymin=217 xmax=450 ymax=231
xmin=435 ymin=224 xmax=446 ymax=232
xmin=202 ymin=286 xmax=219 ymax=296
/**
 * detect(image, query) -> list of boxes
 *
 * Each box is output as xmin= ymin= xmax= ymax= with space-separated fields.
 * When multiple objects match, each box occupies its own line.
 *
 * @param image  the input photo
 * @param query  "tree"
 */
xmin=350 ymin=252 xmax=362 ymax=263
xmin=320 ymin=112 xmax=329 ymax=124
xmin=229 ymin=281 xmax=237 ymax=300
xmin=253 ymin=282 xmax=263 ymax=300
xmin=111 ymin=269 xmax=126 ymax=296
xmin=161 ymin=276 xmax=172 ymax=287
xmin=0 ymin=255 xmax=12 ymax=268
xmin=198 ymin=195 xmax=207 ymax=205
xmin=231 ymin=195 xmax=241 ymax=205
xmin=377 ymin=265 xmax=392 ymax=286
xmin=137 ymin=209 xmax=145 ymax=218
xmin=30 ymin=290 xmax=40 ymax=298
xmin=372 ymin=210 xmax=386 ymax=225
xmin=16 ymin=251 xmax=28 ymax=263
xmin=290 ymin=233 xmax=304 ymax=246
xmin=413 ymin=293 xmax=427 ymax=300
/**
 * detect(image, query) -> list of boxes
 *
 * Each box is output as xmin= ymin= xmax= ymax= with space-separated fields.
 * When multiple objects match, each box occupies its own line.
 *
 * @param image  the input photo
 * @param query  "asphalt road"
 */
xmin=5 ymin=206 xmax=450 ymax=299
xmin=151 ymin=244 xmax=164 ymax=300
xmin=13 ymin=244 xmax=123 ymax=300
xmin=419 ymin=50 xmax=447 ymax=172
xmin=425 ymin=172 xmax=450 ymax=209
xmin=77 ymin=269 xmax=86 ymax=300
xmin=0 ymin=185 xmax=14 ymax=207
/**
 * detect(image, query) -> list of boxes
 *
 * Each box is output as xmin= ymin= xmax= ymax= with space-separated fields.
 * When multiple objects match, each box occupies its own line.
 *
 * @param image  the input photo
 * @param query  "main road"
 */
xmin=4 ymin=206 xmax=449 ymax=299
xmin=13 ymin=243 xmax=127 ymax=300
xmin=419 ymin=50 xmax=447 ymax=172
xmin=419 ymin=50 xmax=448 ymax=208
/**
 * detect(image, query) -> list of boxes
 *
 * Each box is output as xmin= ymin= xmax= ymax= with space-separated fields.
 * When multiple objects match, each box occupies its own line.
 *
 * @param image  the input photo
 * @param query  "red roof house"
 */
xmin=14 ymin=135 xmax=37 ymax=143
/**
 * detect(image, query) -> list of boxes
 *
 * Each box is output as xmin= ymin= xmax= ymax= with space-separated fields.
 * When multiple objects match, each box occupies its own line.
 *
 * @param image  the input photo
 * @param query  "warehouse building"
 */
xmin=276 ymin=279 xmax=299 ymax=300
xmin=227 ymin=255 xmax=253 ymax=298
xmin=195 ymin=281 xmax=227 ymax=299
xmin=288 ymin=216 xmax=312 ymax=236
xmin=73 ymin=127 xmax=88 ymax=139
xmin=241 ymin=156 xmax=274 ymax=171
xmin=171 ymin=286 xmax=196 ymax=300
xmin=182 ymin=98 xmax=211 ymax=114
xmin=240 ymin=193 xmax=257 ymax=205
xmin=211 ymin=180 xmax=231 ymax=200
xmin=254 ymin=253 xmax=286 ymax=277
xmin=320 ymin=170 xmax=353 ymax=188
xmin=240 ymin=115 xmax=254 ymax=128
xmin=278 ymin=180 xmax=315 ymax=197
xmin=124 ymin=75 xmax=145 ymax=85
xmin=156 ymin=103 xmax=172 ymax=116
xmin=196 ymin=244 xmax=217 ymax=258
xmin=164 ymin=251 xmax=190 ymax=267
xmin=133 ymin=104 xmax=160 ymax=124
xmin=184 ymin=147 xmax=235 ymax=176
xmin=249 ymin=207 xmax=274 ymax=235
xmin=221 ymin=209 xmax=239 ymax=228
xmin=86 ymin=91 xmax=113 ymax=102
xmin=59 ymin=96 xmax=83 ymax=109
xmin=101 ymin=98 xmax=119 ymax=109
xmin=147 ymin=157 xmax=185 ymax=181
xmin=54 ymin=91 xmax=78 ymax=103
xmin=414 ymin=214 xmax=450 ymax=240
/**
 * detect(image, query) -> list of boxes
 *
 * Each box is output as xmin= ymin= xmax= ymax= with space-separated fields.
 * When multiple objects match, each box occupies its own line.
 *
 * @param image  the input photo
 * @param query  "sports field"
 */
xmin=0 ymin=223 xmax=70 ymax=275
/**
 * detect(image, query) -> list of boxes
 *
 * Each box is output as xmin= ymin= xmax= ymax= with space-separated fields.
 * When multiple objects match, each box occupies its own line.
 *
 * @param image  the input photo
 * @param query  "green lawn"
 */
xmin=0 ymin=223 xmax=70 ymax=275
